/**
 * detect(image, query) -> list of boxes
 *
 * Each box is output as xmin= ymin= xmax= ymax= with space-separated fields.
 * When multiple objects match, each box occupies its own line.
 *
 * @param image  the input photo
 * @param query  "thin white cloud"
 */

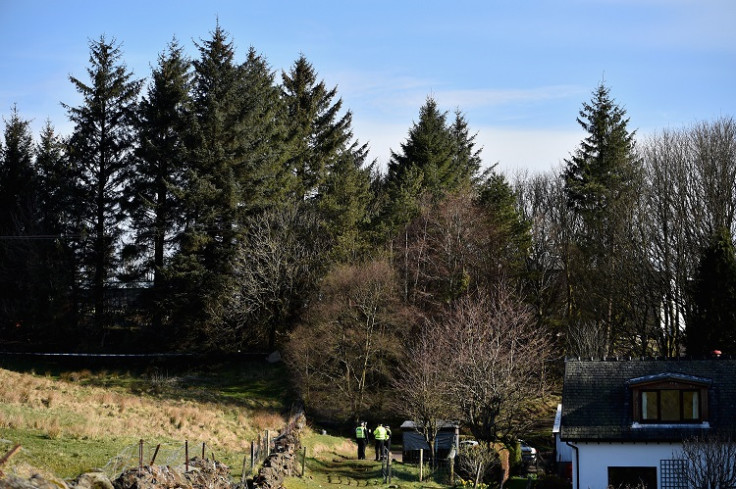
xmin=331 ymin=68 xmax=586 ymax=116
xmin=430 ymin=86 xmax=586 ymax=111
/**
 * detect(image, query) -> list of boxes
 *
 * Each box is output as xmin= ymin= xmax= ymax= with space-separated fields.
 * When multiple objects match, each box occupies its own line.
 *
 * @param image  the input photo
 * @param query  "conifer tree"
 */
xmin=562 ymin=83 xmax=642 ymax=356
xmin=64 ymin=36 xmax=143 ymax=338
xmin=687 ymin=227 xmax=736 ymax=356
xmin=237 ymin=47 xmax=294 ymax=215
xmin=317 ymin=144 xmax=376 ymax=263
xmin=35 ymin=121 xmax=80 ymax=339
xmin=382 ymin=98 xmax=482 ymax=237
xmin=127 ymin=39 xmax=192 ymax=335
xmin=171 ymin=25 xmax=248 ymax=342
xmin=450 ymin=109 xmax=483 ymax=186
xmin=386 ymin=97 xmax=457 ymax=199
xmin=0 ymin=107 xmax=38 ymax=340
xmin=281 ymin=55 xmax=354 ymax=201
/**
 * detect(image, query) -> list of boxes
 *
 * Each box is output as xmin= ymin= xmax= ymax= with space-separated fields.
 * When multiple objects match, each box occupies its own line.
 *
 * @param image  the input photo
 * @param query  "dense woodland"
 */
xmin=2 ymin=27 xmax=736 ymax=433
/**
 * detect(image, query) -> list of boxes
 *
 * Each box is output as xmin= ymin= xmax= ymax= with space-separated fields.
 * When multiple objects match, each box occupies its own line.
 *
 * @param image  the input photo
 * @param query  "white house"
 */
xmin=559 ymin=357 xmax=736 ymax=489
xmin=552 ymin=403 xmax=573 ymax=478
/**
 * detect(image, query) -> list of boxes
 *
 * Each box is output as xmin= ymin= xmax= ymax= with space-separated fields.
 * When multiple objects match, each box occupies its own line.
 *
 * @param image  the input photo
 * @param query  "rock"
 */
xmin=70 ymin=472 xmax=113 ymax=489
xmin=0 ymin=473 xmax=67 ymax=489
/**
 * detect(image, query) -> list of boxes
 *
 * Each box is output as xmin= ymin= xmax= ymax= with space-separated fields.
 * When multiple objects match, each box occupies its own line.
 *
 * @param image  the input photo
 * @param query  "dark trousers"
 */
xmin=357 ymin=438 xmax=366 ymax=459
xmin=374 ymin=440 xmax=383 ymax=460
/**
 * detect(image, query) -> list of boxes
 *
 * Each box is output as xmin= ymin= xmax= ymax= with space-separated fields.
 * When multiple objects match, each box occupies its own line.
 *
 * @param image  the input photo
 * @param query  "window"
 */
xmin=640 ymin=389 xmax=700 ymax=423
xmin=630 ymin=373 xmax=710 ymax=425
xmin=608 ymin=467 xmax=657 ymax=489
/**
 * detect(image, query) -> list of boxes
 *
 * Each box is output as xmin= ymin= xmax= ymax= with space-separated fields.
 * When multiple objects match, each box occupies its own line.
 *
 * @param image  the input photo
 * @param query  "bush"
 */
xmin=507 ymin=441 xmax=523 ymax=475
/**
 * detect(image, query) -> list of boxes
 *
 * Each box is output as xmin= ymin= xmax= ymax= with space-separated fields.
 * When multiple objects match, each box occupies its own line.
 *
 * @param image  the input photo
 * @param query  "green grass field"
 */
xmin=0 ymin=359 xmax=291 ymax=479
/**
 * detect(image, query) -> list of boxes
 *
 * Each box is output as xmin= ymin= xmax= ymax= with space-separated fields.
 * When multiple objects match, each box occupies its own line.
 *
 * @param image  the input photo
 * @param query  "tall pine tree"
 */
xmin=171 ymin=25 xmax=246 ymax=343
xmin=382 ymin=98 xmax=482 ymax=236
xmin=237 ymin=47 xmax=294 ymax=215
xmin=687 ymin=227 xmax=736 ymax=356
xmin=64 ymin=36 xmax=143 ymax=340
xmin=0 ymin=106 xmax=39 ymax=342
xmin=281 ymin=55 xmax=354 ymax=201
xmin=34 ymin=121 xmax=80 ymax=343
xmin=127 ymin=39 xmax=192 ymax=336
xmin=562 ymin=83 xmax=642 ymax=356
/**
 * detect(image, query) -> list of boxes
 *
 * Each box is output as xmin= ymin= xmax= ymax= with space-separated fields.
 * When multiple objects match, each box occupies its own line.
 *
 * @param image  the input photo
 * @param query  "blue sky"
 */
xmin=1 ymin=0 xmax=734 ymax=175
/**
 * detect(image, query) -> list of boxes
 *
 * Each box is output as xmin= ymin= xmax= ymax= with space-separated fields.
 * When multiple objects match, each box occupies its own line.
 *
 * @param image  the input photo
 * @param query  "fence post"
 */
xmin=241 ymin=455 xmax=248 ymax=483
xmin=150 ymin=444 xmax=161 ymax=465
xmin=388 ymin=451 xmax=392 ymax=483
xmin=251 ymin=441 xmax=255 ymax=473
xmin=0 ymin=445 xmax=21 ymax=477
xmin=419 ymin=449 xmax=423 ymax=482
xmin=266 ymin=430 xmax=271 ymax=457
xmin=138 ymin=439 xmax=144 ymax=472
xmin=450 ymin=453 xmax=455 ymax=485
xmin=301 ymin=446 xmax=307 ymax=477
xmin=202 ymin=442 xmax=206 ymax=460
xmin=185 ymin=440 xmax=189 ymax=473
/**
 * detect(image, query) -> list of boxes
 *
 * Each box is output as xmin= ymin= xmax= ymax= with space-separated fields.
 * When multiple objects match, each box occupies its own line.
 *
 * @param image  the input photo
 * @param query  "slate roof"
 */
xmin=560 ymin=357 xmax=736 ymax=442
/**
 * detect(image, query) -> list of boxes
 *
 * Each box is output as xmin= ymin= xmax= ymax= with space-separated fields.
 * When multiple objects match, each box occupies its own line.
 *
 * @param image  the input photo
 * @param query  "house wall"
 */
xmin=571 ymin=442 xmax=683 ymax=489
xmin=555 ymin=434 xmax=573 ymax=463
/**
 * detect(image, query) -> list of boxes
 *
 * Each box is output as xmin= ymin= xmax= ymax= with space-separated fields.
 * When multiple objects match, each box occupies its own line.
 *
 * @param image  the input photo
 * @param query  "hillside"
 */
xmin=0 ymin=359 xmax=291 ymax=479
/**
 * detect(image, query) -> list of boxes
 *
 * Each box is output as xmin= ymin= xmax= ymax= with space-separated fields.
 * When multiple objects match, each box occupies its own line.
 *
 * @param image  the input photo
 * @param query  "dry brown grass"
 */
xmin=0 ymin=367 xmax=285 ymax=454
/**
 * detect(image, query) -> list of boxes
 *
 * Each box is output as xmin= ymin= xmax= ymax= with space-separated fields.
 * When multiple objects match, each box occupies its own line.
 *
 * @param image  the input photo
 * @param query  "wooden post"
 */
xmin=150 ymin=444 xmax=161 ymax=465
xmin=202 ymin=442 xmax=206 ymax=460
xmin=185 ymin=440 xmax=189 ymax=472
xmin=419 ymin=449 xmax=424 ymax=482
xmin=250 ymin=441 xmax=255 ymax=473
xmin=0 ymin=445 xmax=22 ymax=477
xmin=138 ymin=439 xmax=144 ymax=471
xmin=388 ymin=451 xmax=392 ymax=483
xmin=450 ymin=452 xmax=455 ymax=485
xmin=266 ymin=430 xmax=271 ymax=457
xmin=241 ymin=455 xmax=248 ymax=483
xmin=301 ymin=446 xmax=307 ymax=477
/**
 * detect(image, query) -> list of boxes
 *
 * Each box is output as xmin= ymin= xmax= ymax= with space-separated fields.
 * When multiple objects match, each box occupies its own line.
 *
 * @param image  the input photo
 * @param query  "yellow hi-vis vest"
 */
xmin=374 ymin=426 xmax=387 ymax=440
xmin=356 ymin=426 xmax=366 ymax=438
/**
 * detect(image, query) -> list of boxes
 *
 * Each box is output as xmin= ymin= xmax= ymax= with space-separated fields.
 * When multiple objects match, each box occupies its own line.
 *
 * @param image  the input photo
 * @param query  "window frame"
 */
xmin=639 ymin=388 xmax=701 ymax=423
xmin=631 ymin=378 xmax=708 ymax=424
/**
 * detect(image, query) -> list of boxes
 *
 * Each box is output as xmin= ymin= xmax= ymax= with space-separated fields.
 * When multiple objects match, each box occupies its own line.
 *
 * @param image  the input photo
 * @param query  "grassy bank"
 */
xmin=0 ymin=361 xmax=290 ymax=479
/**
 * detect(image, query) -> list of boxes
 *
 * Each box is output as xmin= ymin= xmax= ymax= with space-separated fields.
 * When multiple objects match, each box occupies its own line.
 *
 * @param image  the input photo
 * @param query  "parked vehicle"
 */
xmin=519 ymin=440 xmax=537 ymax=462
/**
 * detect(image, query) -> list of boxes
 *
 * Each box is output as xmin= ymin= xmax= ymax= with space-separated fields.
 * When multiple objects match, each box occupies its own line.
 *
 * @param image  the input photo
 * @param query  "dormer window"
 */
xmin=629 ymin=373 xmax=710 ymax=425
xmin=640 ymin=389 xmax=700 ymax=423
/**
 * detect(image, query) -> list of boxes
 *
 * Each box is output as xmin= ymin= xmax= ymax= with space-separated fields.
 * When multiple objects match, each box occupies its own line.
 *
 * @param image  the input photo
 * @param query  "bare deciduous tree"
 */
xmin=441 ymin=287 xmax=553 ymax=444
xmin=392 ymin=322 xmax=455 ymax=466
xmin=226 ymin=205 xmax=328 ymax=349
xmin=679 ymin=434 xmax=736 ymax=489
xmin=284 ymin=259 xmax=405 ymax=421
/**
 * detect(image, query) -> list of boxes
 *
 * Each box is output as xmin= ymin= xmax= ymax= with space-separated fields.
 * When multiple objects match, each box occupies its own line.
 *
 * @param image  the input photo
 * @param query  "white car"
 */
xmin=519 ymin=440 xmax=537 ymax=462
xmin=459 ymin=439 xmax=478 ymax=448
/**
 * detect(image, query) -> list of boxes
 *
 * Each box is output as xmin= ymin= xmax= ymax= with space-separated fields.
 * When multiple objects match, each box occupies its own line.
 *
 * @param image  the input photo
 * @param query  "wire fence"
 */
xmin=0 ymin=403 xmax=306 ymax=483
xmin=1 ymin=431 xmax=275 ymax=483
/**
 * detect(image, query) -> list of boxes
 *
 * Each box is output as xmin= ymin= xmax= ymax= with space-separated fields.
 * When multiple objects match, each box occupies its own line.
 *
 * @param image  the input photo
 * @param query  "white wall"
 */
xmin=571 ymin=442 xmax=683 ymax=489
